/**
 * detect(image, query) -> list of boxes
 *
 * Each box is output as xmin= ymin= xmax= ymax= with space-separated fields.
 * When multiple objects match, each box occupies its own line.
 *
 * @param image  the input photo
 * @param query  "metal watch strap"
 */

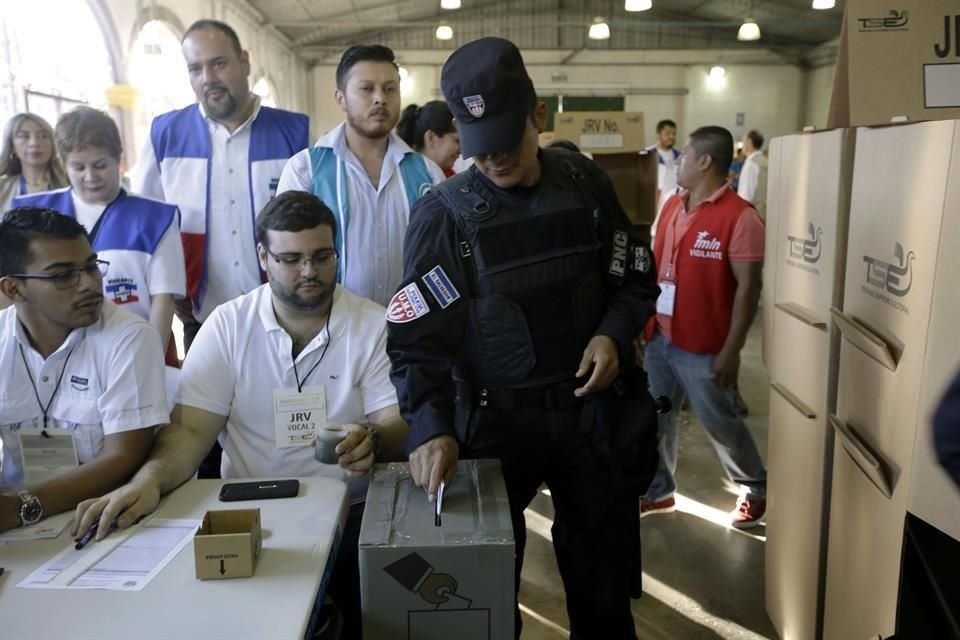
xmin=364 ymin=425 xmax=382 ymax=458
xmin=17 ymin=490 xmax=43 ymax=527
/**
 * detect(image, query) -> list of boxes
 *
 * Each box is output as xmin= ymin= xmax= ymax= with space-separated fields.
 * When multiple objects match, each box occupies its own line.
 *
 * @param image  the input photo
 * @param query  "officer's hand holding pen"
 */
xmin=410 ymin=435 xmax=459 ymax=503
xmin=574 ymin=336 xmax=620 ymax=397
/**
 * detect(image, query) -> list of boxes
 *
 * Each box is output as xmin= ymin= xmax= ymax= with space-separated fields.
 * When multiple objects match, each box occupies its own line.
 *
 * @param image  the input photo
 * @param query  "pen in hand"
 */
xmin=74 ymin=520 xmax=118 ymax=550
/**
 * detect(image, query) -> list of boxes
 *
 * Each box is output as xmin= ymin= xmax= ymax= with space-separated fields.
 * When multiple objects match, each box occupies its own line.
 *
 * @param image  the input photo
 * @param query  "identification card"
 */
xmin=19 ymin=431 xmax=79 ymax=485
xmin=657 ymin=281 xmax=677 ymax=317
xmin=274 ymin=385 xmax=326 ymax=448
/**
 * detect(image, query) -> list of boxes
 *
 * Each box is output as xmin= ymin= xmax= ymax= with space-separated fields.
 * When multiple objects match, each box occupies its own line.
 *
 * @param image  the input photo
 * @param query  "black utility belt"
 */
xmin=455 ymin=381 xmax=582 ymax=411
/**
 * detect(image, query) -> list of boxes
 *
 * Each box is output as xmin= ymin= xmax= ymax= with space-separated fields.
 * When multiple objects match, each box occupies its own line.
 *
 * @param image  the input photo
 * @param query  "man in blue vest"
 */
xmin=277 ymin=44 xmax=444 ymax=308
xmin=131 ymin=19 xmax=309 ymax=478
xmin=131 ymin=19 xmax=309 ymax=349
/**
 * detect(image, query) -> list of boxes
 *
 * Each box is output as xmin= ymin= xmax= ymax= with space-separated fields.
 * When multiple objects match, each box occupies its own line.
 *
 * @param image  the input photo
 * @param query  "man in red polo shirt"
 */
xmin=641 ymin=125 xmax=767 ymax=529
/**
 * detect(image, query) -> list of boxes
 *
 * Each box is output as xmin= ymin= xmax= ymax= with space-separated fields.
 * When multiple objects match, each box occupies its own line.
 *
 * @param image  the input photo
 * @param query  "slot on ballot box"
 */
xmin=194 ymin=509 xmax=262 ymax=580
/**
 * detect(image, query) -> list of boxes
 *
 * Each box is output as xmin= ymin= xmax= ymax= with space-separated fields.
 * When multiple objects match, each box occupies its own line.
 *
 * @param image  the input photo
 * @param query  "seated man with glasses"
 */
xmin=74 ymin=191 xmax=407 ymax=640
xmin=0 ymin=207 xmax=168 ymax=532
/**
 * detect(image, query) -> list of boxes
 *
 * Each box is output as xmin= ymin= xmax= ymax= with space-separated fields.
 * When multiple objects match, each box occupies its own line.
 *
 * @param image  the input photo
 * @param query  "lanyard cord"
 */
xmin=19 ymin=344 xmax=77 ymax=434
xmin=665 ymin=202 xmax=697 ymax=279
xmin=292 ymin=311 xmax=332 ymax=393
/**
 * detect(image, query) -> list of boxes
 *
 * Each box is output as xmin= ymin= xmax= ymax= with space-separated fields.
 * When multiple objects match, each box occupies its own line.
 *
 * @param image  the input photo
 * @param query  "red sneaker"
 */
xmin=640 ymin=496 xmax=676 ymax=518
xmin=731 ymin=496 xmax=766 ymax=529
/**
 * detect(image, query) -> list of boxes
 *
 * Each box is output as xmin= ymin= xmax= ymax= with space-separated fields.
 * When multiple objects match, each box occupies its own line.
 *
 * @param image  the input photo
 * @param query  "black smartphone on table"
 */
xmin=218 ymin=479 xmax=300 ymax=502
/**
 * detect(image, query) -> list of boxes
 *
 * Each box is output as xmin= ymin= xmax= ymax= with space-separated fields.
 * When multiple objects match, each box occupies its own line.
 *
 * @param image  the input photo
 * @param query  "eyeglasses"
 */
xmin=265 ymin=248 xmax=338 ymax=272
xmin=7 ymin=260 xmax=110 ymax=290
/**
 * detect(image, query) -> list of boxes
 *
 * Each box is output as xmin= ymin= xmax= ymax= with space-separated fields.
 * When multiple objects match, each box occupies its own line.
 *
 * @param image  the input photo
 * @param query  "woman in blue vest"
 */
xmin=0 ymin=113 xmax=68 ymax=213
xmin=14 ymin=107 xmax=186 ymax=363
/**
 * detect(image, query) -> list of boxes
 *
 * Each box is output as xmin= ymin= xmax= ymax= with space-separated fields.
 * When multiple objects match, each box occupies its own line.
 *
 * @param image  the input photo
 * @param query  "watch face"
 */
xmin=21 ymin=496 xmax=43 ymax=524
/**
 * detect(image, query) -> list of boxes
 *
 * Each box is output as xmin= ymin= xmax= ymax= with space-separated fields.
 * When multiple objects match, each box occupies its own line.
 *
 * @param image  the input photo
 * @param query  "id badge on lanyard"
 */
xmin=273 ymin=385 xmax=327 ymax=448
xmin=18 ymin=431 xmax=79 ymax=485
xmin=657 ymin=281 xmax=677 ymax=317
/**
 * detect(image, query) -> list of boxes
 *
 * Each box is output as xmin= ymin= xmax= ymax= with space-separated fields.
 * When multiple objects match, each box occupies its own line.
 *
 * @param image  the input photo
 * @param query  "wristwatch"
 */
xmin=364 ymin=425 xmax=382 ymax=459
xmin=17 ymin=490 xmax=43 ymax=527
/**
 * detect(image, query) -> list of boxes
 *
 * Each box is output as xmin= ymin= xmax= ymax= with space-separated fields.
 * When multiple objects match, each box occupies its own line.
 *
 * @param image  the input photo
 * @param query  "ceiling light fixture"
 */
xmin=435 ymin=24 xmax=453 ymax=40
xmin=737 ymin=18 xmax=761 ymax=41
xmin=707 ymin=64 xmax=727 ymax=89
xmin=440 ymin=0 xmax=461 ymax=9
xmin=588 ymin=17 xmax=610 ymax=40
xmin=625 ymin=0 xmax=652 ymax=11
xmin=811 ymin=0 xmax=835 ymax=8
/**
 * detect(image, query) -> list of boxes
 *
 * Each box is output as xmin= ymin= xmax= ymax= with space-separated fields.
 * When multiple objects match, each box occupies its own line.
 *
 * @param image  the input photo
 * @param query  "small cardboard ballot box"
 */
xmin=359 ymin=459 xmax=515 ymax=640
xmin=194 ymin=509 xmax=262 ymax=580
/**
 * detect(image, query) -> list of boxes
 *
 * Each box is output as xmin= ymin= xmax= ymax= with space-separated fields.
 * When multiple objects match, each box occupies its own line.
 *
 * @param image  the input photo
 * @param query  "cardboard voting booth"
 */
xmin=592 ymin=151 xmax=659 ymax=226
xmin=829 ymin=0 xmax=960 ymax=127
xmin=359 ymin=460 xmax=515 ymax=640
xmin=763 ymin=128 xmax=856 ymax=640
xmin=823 ymin=120 xmax=960 ymax=640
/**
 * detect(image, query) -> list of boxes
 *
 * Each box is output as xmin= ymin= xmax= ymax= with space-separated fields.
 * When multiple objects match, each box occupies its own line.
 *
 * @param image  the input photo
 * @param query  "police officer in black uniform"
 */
xmin=386 ymin=37 xmax=660 ymax=639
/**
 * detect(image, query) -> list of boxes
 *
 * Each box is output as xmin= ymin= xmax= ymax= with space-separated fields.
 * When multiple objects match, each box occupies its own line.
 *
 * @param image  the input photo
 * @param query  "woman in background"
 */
xmin=396 ymin=100 xmax=461 ymax=177
xmin=0 ymin=113 xmax=68 ymax=212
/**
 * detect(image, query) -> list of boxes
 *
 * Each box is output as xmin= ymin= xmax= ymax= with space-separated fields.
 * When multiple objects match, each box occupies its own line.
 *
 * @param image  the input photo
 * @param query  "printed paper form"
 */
xmin=17 ymin=518 xmax=197 ymax=591
xmin=0 ymin=510 xmax=73 ymax=542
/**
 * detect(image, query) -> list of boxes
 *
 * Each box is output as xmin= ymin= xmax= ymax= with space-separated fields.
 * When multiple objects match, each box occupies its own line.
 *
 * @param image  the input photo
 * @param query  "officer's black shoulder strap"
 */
xmin=429 ymin=168 xmax=494 ymax=223
xmin=544 ymin=147 xmax=603 ymax=227
xmin=428 ymin=169 xmax=487 ymax=297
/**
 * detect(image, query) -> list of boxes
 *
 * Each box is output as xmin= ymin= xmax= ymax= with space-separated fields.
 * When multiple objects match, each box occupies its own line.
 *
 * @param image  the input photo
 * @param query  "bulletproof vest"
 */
xmin=431 ymin=150 xmax=606 ymax=387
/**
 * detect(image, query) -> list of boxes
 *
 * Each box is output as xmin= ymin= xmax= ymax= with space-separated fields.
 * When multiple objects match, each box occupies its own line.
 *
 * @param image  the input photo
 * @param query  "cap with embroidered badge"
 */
xmin=441 ymin=37 xmax=536 ymax=158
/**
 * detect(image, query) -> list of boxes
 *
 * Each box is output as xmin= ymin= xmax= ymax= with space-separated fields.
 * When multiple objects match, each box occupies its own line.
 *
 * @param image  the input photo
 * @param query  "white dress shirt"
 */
xmin=737 ymin=150 xmax=764 ymax=203
xmin=131 ymin=98 xmax=266 ymax=321
xmin=277 ymin=123 xmax=444 ymax=306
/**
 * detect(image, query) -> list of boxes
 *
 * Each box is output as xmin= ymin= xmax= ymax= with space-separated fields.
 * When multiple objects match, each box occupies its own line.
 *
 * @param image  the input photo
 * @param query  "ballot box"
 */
xmin=359 ymin=459 xmax=515 ymax=640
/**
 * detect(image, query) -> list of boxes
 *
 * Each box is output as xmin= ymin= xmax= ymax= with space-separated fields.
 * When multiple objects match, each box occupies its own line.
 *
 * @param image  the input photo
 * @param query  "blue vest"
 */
xmin=149 ymin=104 xmax=309 ymax=303
xmin=13 ymin=188 xmax=174 ymax=255
xmin=13 ymin=188 xmax=180 ymax=317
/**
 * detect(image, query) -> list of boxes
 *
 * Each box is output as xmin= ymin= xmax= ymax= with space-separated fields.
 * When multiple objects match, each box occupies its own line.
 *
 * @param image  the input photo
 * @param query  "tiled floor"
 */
xmin=518 ymin=322 xmax=778 ymax=639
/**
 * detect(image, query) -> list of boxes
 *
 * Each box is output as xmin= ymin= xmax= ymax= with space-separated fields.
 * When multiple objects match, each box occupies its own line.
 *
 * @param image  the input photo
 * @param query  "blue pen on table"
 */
xmin=74 ymin=520 xmax=118 ymax=550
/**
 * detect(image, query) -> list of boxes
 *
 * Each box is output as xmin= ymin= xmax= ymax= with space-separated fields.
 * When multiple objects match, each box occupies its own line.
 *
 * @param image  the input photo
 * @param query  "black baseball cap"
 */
xmin=441 ymin=37 xmax=535 ymax=158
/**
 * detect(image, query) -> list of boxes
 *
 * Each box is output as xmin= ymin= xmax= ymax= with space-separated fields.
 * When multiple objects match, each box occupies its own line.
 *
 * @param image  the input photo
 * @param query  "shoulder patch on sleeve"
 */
xmin=421 ymin=265 xmax=460 ymax=309
xmin=387 ymin=282 xmax=431 ymax=323
xmin=633 ymin=245 xmax=652 ymax=273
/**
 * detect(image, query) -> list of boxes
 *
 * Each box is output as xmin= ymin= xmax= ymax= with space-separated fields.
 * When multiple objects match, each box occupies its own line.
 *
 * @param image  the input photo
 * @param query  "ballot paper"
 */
xmin=0 ymin=510 xmax=73 ymax=542
xmin=18 ymin=518 xmax=197 ymax=591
